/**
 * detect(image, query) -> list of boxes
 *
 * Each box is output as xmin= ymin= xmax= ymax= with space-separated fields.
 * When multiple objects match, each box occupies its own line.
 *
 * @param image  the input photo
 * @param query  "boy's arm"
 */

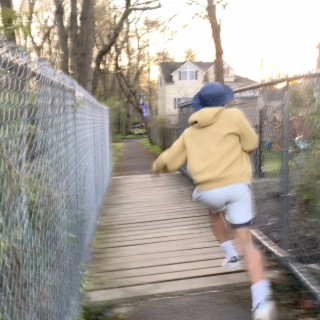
xmin=152 ymin=134 xmax=187 ymax=173
xmin=234 ymin=109 xmax=259 ymax=154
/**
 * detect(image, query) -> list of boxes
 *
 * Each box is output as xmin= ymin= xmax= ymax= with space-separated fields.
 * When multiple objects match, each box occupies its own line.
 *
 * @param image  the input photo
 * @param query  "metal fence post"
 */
xmin=280 ymin=84 xmax=291 ymax=252
xmin=254 ymin=108 xmax=265 ymax=178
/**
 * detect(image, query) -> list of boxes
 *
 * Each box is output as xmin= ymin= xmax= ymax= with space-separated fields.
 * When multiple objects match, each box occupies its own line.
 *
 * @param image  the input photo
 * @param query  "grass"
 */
xmin=111 ymin=142 xmax=124 ymax=168
xmin=112 ymin=129 xmax=147 ymax=142
xmin=263 ymin=149 xmax=281 ymax=177
xmin=140 ymin=138 xmax=163 ymax=156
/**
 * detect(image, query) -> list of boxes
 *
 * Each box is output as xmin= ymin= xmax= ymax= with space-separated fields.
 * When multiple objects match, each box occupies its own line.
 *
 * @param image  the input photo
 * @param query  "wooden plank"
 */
xmin=95 ymin=228 xmax=212 ymax=244
xmin=99 ymin=213 xmax=208 ymax=227
xmin=89 ymin=251 xmax=225 ymax=272
xmin=87 ymin=267 xmax=245 ymax=290
xmin=107 ymin=187 xmax=192 ymax=193
xmin=94 ymin=233 xmax=217 ymax=248
xmin=106 ymin=191 xmax=194 ymax=203
xmin=86 ymin=173 xmax=247 ymax=305
xmin=96 ymin=216 xmax=210 ymax=232
xmin=85 ymin=272 xmax=249 ymax=304
xmin=99 ymin=207 xmax=207 ymax=219
xmin=106 ymin=185 xmax=193 ymax=194
xmin=92 ymin=246 xmax=222 ymax=261
xmin=93 ymin=234 xmax=218 ymax=249
xmin=99 ymin=211 xmax=207 ymax=222
xmin=97 ymin=223 xmax=210 ymax=236
xmin=96 ymin=225 xmax=211 ymax=241
xmin=89 ymin=259 xmax=235 ymax=280
xmin=90 ymin=247 xmax=220 ymax=264
xmin=102 ymin=204 xmax=205 ymax=215
xmin=92 ymin=240 xmax=219 ymax=256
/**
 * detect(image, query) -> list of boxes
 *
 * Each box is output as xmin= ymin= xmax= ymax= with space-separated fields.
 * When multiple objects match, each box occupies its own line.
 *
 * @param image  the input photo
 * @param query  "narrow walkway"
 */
xmin=113 ymin=139 xmax=156 ymax=176
xmin=83 ymin=140 xmax=317 ymax=319
xmin=85 ymin=140 xmax=248 ymax=305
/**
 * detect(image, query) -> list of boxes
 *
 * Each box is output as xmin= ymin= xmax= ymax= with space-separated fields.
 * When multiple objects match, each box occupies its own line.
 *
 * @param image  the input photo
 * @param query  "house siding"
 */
xmin=157 ymin=61 xmax=256 ymax=119
xmin=159 ymin=65 xmax=207 ymax=116
xmin=157 ymin=84 xmax=166 ymax=116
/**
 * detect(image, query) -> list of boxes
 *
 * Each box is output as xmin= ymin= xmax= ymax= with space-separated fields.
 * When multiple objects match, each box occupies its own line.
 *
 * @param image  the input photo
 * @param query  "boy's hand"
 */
xmin=151 ymin=172 xmax=161 ymax=178
xmin=151 ymin=161 xmax=160 ymax=174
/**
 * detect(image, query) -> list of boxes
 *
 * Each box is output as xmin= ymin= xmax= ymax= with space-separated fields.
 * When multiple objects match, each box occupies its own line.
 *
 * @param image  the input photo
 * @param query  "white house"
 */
xmin=157 ymin=61 xmax=256 ymax=122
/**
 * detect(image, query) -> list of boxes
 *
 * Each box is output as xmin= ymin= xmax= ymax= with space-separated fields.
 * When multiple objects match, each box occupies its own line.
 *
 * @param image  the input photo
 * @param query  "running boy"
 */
xmin=151 ymin=82 xmax=278 ymax=320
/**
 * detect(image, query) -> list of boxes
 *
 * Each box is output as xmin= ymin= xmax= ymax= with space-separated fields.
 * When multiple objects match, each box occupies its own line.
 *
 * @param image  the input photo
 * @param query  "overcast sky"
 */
xmin=149 ymin=0 xmax=320 ymax=81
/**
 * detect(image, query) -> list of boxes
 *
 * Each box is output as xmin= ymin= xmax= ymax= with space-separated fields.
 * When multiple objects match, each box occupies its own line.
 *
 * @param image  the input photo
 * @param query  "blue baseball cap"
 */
xmin=192 ymin=82 xmax=234 ymax=111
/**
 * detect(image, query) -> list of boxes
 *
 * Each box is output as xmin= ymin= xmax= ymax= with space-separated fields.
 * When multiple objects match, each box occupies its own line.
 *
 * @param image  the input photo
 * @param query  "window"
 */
xmin=179 ymin=71 xmax=188 ymax=80
xmin=174 ymin=97 xmax=190 ymax=109
xmin=178 ymin=69 xmax=198 ymax=80
xmin=189 ymin=70 xmax=198 ymax=80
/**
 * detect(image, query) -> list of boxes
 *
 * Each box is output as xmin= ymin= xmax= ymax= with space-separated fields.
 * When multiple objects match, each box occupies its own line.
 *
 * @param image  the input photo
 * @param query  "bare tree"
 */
xmin=54 ymin=0 xmax=68 ymax=73
xmin=76 ymin=0 xmax=95 ymax=92
xmin=92 ymin=0 xmax=160 ymax=94
xmin=69 ymin=0 xmax=78 ymax=78
xmin=26 ymin=0 xmax=55 ymax=57
xmin=5 ymin=0 xmax=161 ymax=96
xmin=53 ymin=0 xmax=95 ymax=91
xmin=206 ymin=0 xmax=225 ymax=83
xmin=187 ymin=0 xmax=227 ymax=83
xmin=154 ymin=50 xmax=174 ymax=63
xmin=114 ymin=16 xmax=150 ymax=133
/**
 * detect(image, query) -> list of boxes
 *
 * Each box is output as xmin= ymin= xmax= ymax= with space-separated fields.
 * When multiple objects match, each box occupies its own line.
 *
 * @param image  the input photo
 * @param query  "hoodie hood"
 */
xmin=188 ymin=107 xmax=225 ymax=129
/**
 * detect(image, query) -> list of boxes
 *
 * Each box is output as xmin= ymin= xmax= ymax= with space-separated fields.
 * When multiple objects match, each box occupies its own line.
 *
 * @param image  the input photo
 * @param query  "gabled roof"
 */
xmin=231 ymin=74 xmax=257 ymax=87
xmin=160 ymin=61 xmax=213 ymax=83
xmin=159 ymin=61 xmax=257 ymax=86
xmin=172 ymin=61 xmax=211 ymax=74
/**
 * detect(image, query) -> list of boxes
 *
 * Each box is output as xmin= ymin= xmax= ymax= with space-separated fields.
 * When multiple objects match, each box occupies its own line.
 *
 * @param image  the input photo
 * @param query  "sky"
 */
xmin=148 ymin=0 xmax=320 ymax=81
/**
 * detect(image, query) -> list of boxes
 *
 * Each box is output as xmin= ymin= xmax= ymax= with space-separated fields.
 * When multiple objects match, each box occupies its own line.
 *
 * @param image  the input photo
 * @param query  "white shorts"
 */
xmin=192 ymin=183 xmax=255 ymax=227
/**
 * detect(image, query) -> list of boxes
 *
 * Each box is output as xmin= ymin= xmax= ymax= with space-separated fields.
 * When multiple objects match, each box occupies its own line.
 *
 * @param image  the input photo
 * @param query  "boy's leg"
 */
xmin=233 ymin=226 xmax=265 ymax=283
xmin=210 ymin=211 xmax=240 ymax=267
xmin=234 ymin=226 xmax=277 ymax=319
xmin=210 ymin=211 xmax=231 ymax=243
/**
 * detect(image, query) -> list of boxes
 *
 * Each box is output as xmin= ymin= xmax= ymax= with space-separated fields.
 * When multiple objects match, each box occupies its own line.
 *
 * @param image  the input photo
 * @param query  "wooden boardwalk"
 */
xmin=85 ymin=173 xmax=248 ymax=305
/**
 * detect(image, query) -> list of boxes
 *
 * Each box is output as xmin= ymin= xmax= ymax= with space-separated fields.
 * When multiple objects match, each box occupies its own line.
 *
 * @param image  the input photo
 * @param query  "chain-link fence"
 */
xmin=0 ymin=38 xmax=111 ymax=320
xmin=149 ymin=121 xmax=179 ymax=151
xmin=153 ymin=73 xmax=320 ymax=303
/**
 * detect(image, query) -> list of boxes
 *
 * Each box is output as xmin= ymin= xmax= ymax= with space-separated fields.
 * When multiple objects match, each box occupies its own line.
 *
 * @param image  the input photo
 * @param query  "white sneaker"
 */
xmin=221 ymin=256 xmax=242 ymax=270
xmin=252 ymin=300 xmax=278 ymax=320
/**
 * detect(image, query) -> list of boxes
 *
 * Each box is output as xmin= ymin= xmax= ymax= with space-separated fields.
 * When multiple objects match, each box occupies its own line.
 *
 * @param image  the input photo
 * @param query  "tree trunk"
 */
xmin=54 ymin=0 xmax=69 ymax=73
xmin=206 ymin=0 xmax=224 ymax=83
xmin=77 ymin=0 xmax=95 ymax=92
xmin=69 ymin=0 xmax=78 ymax=79
xmin=92 ymin=0 xmax=160 ymax=94
xmin=92 ymin=1 xmax=131 ymax=94
xmin=0 ymin=0 xmax=16 ymax=43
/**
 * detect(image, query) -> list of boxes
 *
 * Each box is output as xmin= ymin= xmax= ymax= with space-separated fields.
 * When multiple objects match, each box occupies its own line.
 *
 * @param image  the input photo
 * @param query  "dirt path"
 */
xmin=113 ymin=139 xmax=156 ymax=176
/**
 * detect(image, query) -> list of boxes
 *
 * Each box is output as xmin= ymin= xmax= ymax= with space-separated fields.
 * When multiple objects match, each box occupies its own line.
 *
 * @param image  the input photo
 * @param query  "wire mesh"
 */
xmin=0 ymin=38 xmax=111 ymax=320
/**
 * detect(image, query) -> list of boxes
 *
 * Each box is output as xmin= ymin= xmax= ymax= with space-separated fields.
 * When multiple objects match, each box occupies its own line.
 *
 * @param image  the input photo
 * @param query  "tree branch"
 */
xmin=92 ymin=0 xmax=160 ymax=93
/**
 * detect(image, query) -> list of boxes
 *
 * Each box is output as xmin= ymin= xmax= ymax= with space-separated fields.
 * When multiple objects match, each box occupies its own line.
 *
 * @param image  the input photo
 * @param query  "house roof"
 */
xmin=160 ymin=62 xmax=213 ymax=83
xmin=227 ymin=74 xmax=257 ymax=88
xmin=159 ymin=61 xmax=256 ymax=87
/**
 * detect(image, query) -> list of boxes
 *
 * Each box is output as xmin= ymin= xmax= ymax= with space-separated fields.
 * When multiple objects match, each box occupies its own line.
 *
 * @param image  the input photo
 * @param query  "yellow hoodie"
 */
xmin=152 ymin=107 xmax=259 ymax=191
